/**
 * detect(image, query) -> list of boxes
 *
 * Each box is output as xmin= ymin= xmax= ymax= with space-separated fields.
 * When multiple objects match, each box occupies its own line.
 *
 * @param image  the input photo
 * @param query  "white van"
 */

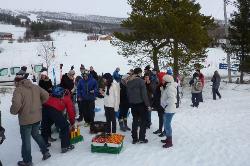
xmin=0 ymin=64 xmax=43 ymax=86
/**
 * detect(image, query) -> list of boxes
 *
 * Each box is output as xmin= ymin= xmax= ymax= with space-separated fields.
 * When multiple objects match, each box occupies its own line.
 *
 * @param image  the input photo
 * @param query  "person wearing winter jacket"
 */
xmin=43 ymin=87 xmax=75 ymax=153
xmin=160 ymin=75 xmax=178 ymax=148
xmin=118 ymin=74 xmax=131 ymax=132
xmin=10 ymin=70 xmax=51 ymax=166
xmin=189 ymin=72 xmax=203 ymax=108
xmin=113 ymin=67 xmax=122 ymax=83
xmin=196 ymin=69 xmax=205 ymax=102
xmin=39 ymin=71 xmax=57 ymax=143
xmin=89 ymin=66 xmax=98 ymax=81
xmin=39 ymin=71 xmax=53 ymax=93
xmin=211 ymin=70 xmax=221 ymax=100
xmin=152 ymin=72 xmax=166 ymax=137
xmin=100 ymin=73 xmax=120 ymax=133
xmin=127 ymin=67 xmax=150 ymax=144
xmin=60 ymin=69 xmax=75 ymax=92
xmin=77 ymin=71 xmax=98 ymax=126
xmin=144 ymin=73 xmax=154 ymax=129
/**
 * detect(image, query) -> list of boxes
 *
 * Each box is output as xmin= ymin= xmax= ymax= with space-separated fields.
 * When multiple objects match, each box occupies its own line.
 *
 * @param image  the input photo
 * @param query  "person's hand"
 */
xmin=90 ymin=90 xmax=94 ymax=93
xmin=148 ymin=107 xmax=152 ymax=111
xmin=70 ymin=124 xmax=76 ymax=130
xmin=78 ymin=97 xmax=82 ymax=101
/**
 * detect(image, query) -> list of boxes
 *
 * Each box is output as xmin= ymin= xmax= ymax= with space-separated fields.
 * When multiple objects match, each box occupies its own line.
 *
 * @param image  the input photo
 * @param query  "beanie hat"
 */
xmin=68 ymin=70 xmax=75 ymax=76
xmin=193 ymin=72 xmax=199 ymax=78
xmin=15 ymin=70 xmax=26 ymax=82
xmin=41 ymin=71 xmax=47 ymax=76
xmin=134 ymin=67 xmax=142 ymax=75
xmin=21 ymin=66 xmax=27 ymax=72
xmin=157 ymin=72 xmax=166 ymax=84
xmin=163 ymin=75 xmax=174 ymax=83
xmin=144 ymin=65 xmax=150 ymax=71
xmin=166 ymin=67 xmax=173 ymax=76
xmin=80 ymin=64 xmax=85 ymax=70
xmin=103 ymin=73 xmax=113 ymax=80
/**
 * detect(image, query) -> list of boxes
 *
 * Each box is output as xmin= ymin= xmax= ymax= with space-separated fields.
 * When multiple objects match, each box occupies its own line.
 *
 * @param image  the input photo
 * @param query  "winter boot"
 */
xmin=48 ymin=136 xmax=57 ymax=142
xmin=153 ymin=129 xmax=162 ymax=134
xmin=119 ymin=119 xmax=126 ymax=132
xmin=132 ymin=139 xmax=139 ymax=144
xmin=162 ymin=136 xmax=173 ymax=148
xmin=139 ymin=139 xmax=148 ymax=144
xmin=42 ymin=151 xmax=51 ymax=160
xmin=61 ymin=144 xmax=75 ymax=153
xmin=124 ymin=119 xmax=131 ymax=131
xmin=159 ymin=131 xmax=165 ymax=137
xmin=17 ymin=161 xmax=33 ymax=166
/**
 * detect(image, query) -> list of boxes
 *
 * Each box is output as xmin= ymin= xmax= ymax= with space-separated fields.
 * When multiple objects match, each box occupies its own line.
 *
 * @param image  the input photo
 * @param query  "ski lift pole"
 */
xmin=60 ymin=64 xmax=63 ymax=81
xmin=52 ymin=67 xmax=56 ymax=86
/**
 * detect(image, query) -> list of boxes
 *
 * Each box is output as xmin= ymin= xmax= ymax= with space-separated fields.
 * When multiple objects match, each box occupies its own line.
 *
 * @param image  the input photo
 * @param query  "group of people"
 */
xmin=7 ymin=64 xmax=222 ymax=166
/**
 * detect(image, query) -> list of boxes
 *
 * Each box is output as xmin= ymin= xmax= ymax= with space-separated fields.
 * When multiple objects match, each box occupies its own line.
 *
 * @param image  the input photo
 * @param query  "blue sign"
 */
xmin=219 ymin=63 xmax=228 ymax=69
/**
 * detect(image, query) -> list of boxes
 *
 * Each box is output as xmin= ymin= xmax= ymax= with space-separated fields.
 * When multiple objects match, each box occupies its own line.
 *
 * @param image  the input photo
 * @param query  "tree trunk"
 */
xmin=172 ymin=41 xmax=179 ymax=78
xmin=240 ymin=71 xmax=244 ymax=83
xmin=152 ymin=48 xmax=159 ymax=72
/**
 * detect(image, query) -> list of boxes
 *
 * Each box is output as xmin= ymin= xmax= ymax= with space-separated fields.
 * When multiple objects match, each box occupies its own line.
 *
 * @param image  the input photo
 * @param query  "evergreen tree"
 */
xmin=227 ymin=0 xmax=250 ymax=83
xmin=112 ymin=0 xmax=215 ymax=77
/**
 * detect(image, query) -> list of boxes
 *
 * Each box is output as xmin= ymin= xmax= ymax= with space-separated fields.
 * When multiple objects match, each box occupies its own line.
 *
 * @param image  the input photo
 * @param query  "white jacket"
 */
xmin=104 ymin=82 xmax=120 ymax=112
xmin=160 ymin=82 xmax=178 ymax=113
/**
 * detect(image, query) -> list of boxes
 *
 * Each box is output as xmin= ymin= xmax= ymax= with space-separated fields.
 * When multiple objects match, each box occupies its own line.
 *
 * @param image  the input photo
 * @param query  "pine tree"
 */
xmin=112 ymin=0 xmax=215 ymax=77
xmin=227 ymin=0 xmax=250 ymax=83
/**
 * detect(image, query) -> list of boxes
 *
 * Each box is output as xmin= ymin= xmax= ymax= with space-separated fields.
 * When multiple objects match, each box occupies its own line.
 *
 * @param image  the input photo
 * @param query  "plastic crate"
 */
xmin=70 ymin=135 xmax=84 ymax=144
xmin=91 ymin=142 xmax=123 ymax=154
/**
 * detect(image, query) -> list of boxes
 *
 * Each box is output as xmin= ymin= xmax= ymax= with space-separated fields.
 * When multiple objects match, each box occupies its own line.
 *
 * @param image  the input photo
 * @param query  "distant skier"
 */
xmin=211 ymin=70 xmax=221 ymax=100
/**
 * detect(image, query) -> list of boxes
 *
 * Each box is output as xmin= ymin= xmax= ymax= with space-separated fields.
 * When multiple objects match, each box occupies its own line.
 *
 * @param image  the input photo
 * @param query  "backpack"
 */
xmin=194 ymin=79 xmax=203 ymax=91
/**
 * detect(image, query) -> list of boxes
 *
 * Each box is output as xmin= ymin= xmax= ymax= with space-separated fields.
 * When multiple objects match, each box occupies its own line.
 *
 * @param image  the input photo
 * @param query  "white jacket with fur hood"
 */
xmin=103 ymin=81 xmax=120 ymax=112
xmin=160 ymin=75 xmax=178 ymax=113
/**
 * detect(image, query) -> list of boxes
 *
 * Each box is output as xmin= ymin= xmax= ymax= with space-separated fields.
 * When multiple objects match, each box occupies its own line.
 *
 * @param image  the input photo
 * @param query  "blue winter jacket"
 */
xmin=113 ymin=70 xmax=122 ymax=82
xmin=77 ymin=75 xmax=98 ymax=101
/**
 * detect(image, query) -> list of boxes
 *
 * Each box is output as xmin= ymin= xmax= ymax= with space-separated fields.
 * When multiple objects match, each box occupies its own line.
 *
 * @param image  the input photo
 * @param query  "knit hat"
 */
xmin=68 ymin=70 xmax=75 ymax=76
xmin=166 ymin=67 xmax=173 ymax=76
xmin=157 ymin=72 xmax=166 ymax=84
xmin=41 ymin=71 xmax=47 ymax=76
xmin=14 ymin=70 xmax=26 ymax=82
xmin=80 ymin=64 xmax=85 ymax=70
xmin=102 ymin=73 xmax=113 ymax=80
xmin=134 ymin=67 xmax=142 ymax=75
xmin=163 ymin=75 xmax=174 ymax=83
xmin=21 ymin=66 xmax=27 ymax=72
xmin=144 ymin=65 xmax=150 ymax=71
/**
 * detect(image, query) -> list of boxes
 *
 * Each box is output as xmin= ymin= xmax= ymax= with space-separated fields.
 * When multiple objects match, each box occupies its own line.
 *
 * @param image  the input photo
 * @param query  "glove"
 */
xmin=148 ymin=107 xmax=152 ymax=111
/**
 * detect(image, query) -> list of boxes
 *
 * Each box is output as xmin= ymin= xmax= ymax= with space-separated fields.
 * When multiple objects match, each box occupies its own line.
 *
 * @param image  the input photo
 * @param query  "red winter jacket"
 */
xmin=199 ymin=73 xmax=205 ymax=87
xmin=44 ymin=95 xmax=75 ymax=125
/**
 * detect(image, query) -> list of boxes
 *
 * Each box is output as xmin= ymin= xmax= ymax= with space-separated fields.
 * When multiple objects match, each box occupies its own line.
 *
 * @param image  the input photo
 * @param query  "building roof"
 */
xmin=0 ymin=32 xmax=13 ymax=35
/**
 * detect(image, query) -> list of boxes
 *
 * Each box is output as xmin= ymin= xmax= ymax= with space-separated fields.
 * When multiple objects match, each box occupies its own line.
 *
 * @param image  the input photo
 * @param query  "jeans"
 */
xmin=104 ymin=106 xmax=116 ymax=133
xmin=163 ymin=113 xmax=175 ymax=137
xmin=20 ymin=122 xmax=48 ymax=163
xmin=131 ymin=103 xmax=147 ymax=141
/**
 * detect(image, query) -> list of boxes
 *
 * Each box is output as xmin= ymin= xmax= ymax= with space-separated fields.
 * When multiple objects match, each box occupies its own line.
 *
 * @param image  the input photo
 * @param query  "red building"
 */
xmin=0 ymin=32 xmax=13 ymax=40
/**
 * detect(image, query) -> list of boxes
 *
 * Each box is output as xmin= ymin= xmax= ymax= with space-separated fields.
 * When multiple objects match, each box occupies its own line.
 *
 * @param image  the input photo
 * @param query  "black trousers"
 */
xmin=79 ymin=100 xmax=95 ymax=124
xmin=41 ymin=106 xmax=54 ymax=139
xmin=192 ymin=93 xmax=201 ymax=107
xmin=157 ymin=108 xmax=164 ymax=131
xmin=131 ymin=103 xmax=147 ymax=141
xmin=212 ymin=88 xmax=221 ymax=100
xmin=104 ymin=106 xmax=116 ymax=133
xmin=41 ymin=106 xmax=70 ymax=149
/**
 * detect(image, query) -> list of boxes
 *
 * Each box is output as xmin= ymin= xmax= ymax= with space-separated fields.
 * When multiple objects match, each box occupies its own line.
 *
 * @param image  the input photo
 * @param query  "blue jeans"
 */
xmin=163 ymin=113 xmax=175 ymax=137
xmin=20 ymin=122 xmax=48 ymax=163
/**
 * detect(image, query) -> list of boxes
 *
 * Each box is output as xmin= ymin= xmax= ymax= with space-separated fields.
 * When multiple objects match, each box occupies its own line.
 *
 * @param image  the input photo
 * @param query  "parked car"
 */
xmin=0 ymin=64 xmax=43 ymax=86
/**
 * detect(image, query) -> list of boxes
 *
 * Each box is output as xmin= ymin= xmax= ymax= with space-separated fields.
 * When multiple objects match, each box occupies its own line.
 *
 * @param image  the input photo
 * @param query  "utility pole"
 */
xmin=224 ymin=0 xmax=232 ymax=83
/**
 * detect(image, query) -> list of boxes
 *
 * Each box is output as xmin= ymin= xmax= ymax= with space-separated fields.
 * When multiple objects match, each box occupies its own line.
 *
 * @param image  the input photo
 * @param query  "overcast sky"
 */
xmin=0 ymin=0 xmax=236 ymax=19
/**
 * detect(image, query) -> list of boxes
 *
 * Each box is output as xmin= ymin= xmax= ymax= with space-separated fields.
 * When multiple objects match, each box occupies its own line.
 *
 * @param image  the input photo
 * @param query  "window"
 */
xmin=0 ymin=68 xmax=8 ymax=76
xmin=10 ymin=67 xmax=20 ymax=75
xmin=34 ymin=65 xmax=43 ymax=73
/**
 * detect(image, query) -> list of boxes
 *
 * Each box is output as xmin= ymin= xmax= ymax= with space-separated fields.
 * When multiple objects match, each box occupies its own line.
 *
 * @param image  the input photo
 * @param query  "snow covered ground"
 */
xmin=1 ymin=23 xmax=250 ymax=166
xmin=0 ymin=81 xmax=250 ymax=166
